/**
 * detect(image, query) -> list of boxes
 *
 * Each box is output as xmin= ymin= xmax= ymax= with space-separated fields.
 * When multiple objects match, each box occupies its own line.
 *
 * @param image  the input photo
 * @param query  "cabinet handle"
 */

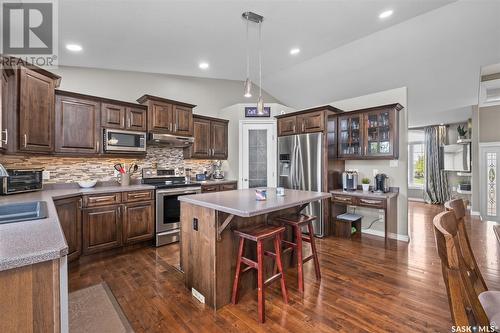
xmin=360 ymin=199 xmax=382 ymax=205
xmin=334 ymin=196 xmax=351 ymax=202
xmin=174 ymin=123 xmax=177 ymax=132
xmin=127 ymin=117 xmax=131 ymax=128
xmin=302 ymin=122 xmax=305 ymax=132
xmin=130 ymin=193 xmax=149 ymax=198
xmin=292 ymin=124 xmax=296 ymax=132
xmin=23 ymin=133 xmax=27 ymax=148
xmin=1 ymin=129 xmax=7 ymax=145
xmin=93 ymin=196 xmax=115 ymax=202
xmin=78 ymin=198 xmax=83 ymax=210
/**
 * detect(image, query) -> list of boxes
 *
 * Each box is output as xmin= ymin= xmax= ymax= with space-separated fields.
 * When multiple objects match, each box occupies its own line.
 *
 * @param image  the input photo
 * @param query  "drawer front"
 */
xmin=331 ymin=195 xmax=355 ymax=205
xmin=220 ymin=182 xmax=237 ymax=191
xmin=122 ymin=190 xmax=154 ymax=203
xmin=201 ymin=184 xmax=220 ymax=193
xmin=357 ymin=197 xmax=386 ymax=209
xmin=83 ymin=193 xmax=121 ymax=207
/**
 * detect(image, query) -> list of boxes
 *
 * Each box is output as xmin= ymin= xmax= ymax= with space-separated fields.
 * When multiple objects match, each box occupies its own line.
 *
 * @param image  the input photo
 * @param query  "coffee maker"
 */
xmin=342 ymin=171 xmax=358 ymax=191
xmin=374 ymin=173 xmax=389 ymax=193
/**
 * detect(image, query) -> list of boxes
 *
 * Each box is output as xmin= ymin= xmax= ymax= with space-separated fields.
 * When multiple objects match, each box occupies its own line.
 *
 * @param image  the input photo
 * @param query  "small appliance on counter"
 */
xmin=0 ymin=167 xmax=44 ymax=195
xmin=374 ymin=173 xmax=389 ymax=193
xmin=212 ymin=160 xmax=224 ymax=180
xmin=342 ymin=171 xmax=358 ymax=191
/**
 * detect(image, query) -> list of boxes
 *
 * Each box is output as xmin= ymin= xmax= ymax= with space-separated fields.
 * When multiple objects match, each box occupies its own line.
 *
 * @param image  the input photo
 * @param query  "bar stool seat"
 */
xmin=274 ymin=213 xmax=321 ymax=293
xmin=231 ymin=224 xmax=288 ymax=323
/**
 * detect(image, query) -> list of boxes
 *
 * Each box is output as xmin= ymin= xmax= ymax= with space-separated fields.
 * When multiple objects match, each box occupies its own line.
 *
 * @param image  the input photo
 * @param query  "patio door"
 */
xmin=480 ymin=144 xmax=500 ymax=222
xmin=239 ymin=121 xmax=277 ymax=189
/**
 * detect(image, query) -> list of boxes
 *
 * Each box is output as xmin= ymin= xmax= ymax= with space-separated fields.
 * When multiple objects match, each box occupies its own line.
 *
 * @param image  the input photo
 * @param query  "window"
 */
xmin=408 ymin=130 xmax=425 ymax=189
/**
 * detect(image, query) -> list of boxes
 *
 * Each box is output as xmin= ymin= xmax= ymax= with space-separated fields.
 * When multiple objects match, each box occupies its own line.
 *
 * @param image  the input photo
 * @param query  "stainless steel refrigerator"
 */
xmin=278 ymin=133 xmax=324 ymax=236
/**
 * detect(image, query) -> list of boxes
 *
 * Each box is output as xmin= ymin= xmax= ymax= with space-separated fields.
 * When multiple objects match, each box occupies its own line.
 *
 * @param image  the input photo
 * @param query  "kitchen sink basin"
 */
xmin=0 ymin=201 xmax=48 ymax=225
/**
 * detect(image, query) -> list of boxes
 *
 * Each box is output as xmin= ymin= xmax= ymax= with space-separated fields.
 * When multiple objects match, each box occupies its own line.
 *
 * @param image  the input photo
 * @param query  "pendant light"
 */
xmin=242 ymin=12 xmax=264 ymax=109
xmin=243 ymin=17 xmax=252 ymax=98
xmin=256 ymin=20 xmax=264 ymax=115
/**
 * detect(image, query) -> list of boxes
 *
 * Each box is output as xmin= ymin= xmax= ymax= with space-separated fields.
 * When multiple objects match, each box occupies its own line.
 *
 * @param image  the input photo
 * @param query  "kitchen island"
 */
xmin=179 ymin=188 xmax=331 ymax=309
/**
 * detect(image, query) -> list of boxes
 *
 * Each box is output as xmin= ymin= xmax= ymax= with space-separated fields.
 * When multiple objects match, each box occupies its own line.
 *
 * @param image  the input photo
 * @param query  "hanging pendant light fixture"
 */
xmin=242 ymin=12 xmax=264 ymax=108
xmin=243 ymin=17 xmax=252 ymax=98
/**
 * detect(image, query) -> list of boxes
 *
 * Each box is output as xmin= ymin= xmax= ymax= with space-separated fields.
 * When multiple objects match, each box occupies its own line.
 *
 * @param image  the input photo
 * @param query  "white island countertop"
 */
xmin=179 ymin=188 xmax=331 ymax=217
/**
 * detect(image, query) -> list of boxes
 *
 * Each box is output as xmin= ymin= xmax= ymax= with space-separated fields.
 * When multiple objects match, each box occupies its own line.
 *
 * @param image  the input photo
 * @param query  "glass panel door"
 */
xmin=339 ymin=115 xmax=362 ymax=157
xmin=366 ymin=110 xmax=392 ymax=156
xmin=248 ymin=129 xmax=268 ymax=188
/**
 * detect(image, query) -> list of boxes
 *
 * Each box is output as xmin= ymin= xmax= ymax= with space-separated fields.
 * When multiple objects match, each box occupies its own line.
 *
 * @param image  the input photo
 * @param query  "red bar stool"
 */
xmin=231 ymin=225 xmax=288 ymax=323
xmin=274 ymin=214 xmax=321 ymax=293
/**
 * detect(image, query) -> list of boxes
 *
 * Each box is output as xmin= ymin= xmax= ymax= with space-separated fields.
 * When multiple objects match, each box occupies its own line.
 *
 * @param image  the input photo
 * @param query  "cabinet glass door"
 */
xmin=339 ymin=115 xmax=362 ymax=157
xmin=366 ymin=111 xmax=392 ymax=156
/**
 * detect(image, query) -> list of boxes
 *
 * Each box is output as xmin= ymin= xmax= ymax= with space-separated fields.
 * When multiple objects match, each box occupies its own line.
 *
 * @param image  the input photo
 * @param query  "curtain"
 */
xmin=424 ymin=126 xmax=449 ymax=204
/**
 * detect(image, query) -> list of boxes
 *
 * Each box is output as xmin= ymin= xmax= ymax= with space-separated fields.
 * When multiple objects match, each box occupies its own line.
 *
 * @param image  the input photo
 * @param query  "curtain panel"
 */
xmin=424 ymin=126 xmax=449 ymax=204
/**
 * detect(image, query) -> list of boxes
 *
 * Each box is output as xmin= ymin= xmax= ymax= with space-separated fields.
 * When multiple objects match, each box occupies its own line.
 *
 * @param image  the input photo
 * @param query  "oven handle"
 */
xmin=156 ymin=188 xmax=202 ymax=196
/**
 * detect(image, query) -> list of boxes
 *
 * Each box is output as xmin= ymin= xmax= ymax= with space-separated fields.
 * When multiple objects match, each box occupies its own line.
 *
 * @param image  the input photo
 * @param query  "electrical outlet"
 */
xmin=192 ymin=288 xmax=205 ymax=304
xmin=42 ymin=171 xmax=50 ymax=180
xmin=193 ymin=218 xmax=198 ymax=231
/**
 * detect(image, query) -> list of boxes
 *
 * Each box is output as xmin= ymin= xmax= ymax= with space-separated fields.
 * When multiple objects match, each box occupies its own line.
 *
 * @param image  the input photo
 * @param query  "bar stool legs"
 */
xmin=231 ymin=226 xmax=288 ymax=323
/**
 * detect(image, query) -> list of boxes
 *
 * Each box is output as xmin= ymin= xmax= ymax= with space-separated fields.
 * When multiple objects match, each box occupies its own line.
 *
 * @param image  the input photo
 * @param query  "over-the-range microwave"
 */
xmin=103 ymin=129 xmax=146 ymax=153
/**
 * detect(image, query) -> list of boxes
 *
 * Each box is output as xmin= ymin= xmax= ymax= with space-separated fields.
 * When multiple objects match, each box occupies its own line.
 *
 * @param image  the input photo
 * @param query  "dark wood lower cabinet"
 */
xmin=82 ymin=205 xmax=123 ymax=255
xmin=201 ymin=181 xmax=237 ymax=193
xmin=54 ymin=197 xmax=82 ymax=262
xmin=123 ymin=200 xmax=154 ymax=244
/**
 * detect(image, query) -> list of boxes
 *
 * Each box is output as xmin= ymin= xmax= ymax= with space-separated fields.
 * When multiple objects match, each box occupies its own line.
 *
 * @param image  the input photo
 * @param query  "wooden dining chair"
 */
xmin=433 ymin=211 xmax=490 ymax=328
xmin=444 ymin=199 xmax=488 ymax=295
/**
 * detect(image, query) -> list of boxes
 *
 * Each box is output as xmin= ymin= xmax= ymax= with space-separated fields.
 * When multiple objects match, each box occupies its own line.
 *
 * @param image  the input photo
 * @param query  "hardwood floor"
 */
xmin=68 ymin=202 xmax=500 ymax=332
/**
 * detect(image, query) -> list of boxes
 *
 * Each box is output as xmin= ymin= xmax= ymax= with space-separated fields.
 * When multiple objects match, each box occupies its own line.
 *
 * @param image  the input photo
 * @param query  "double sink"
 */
xmin=0 ymin=201 xmax=48 ymax=224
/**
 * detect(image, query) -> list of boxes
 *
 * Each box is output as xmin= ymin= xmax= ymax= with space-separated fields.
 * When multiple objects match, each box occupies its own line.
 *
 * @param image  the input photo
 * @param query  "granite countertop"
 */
xmin=330 ymin=189 xmax=399 ymax=199
xmin=179 ymin=188 xmax=331 ymax=217
xmin=0 ymin=184 xmax=154 ymax=272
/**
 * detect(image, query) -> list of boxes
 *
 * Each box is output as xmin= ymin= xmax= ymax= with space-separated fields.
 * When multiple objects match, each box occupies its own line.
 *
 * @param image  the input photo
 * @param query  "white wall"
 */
xmin=52 ymin=66 xmax=281 ymax=118
xmin=332 ymin=87 xmax=409 ymax=240
xmin=218 ymin=103 xmax=295 ymax=182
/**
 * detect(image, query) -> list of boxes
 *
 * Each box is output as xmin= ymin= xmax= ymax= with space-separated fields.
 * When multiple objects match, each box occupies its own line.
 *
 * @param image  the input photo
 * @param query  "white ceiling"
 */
xmin=59 ymin=0 xmax=454 ymax=80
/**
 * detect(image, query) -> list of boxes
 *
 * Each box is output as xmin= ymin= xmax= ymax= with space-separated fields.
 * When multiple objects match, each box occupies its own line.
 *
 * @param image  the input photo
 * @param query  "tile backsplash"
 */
xmin=0 ymin=145 xmax=214 ymax=184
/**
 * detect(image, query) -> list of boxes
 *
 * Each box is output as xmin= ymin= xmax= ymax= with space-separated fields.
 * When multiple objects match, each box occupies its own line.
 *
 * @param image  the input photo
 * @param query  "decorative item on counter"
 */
xmin=457 ymin=125 xmax=468 ymax=140
xmin=361 ymin=178 xmax=370 ymax=192
xmin=120 ymin=173 xmax=130 ymax=186
xmin=114 ymin=163 xmax=125 ymax=174
xmin=276 ymin=187 xmax=285 ymax=196
xmin=77 ymin=180 xmax=97 ymax=188
xmin=212 ymin=160 xmax=224 ymax=179
xmin=255 ymin=188 xmax=267 ymax=201
xmin=196 ymin=173 xmax=207 ymax=181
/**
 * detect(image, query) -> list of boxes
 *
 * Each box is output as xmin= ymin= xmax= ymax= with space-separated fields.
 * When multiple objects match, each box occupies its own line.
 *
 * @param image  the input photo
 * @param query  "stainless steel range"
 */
xmin=142 ymin=168 xmax=201 ymax=246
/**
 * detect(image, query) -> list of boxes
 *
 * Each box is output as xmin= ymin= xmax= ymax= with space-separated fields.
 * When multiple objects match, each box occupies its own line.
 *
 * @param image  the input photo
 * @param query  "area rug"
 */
xmin=69 ymin=282 xmax=134 ymax=333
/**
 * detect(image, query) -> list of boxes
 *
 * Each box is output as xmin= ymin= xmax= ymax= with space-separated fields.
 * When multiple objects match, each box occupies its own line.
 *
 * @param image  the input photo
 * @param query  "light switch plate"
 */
xmin=389 ymin=160 xmax=399 ymax=168
xmin=42 ymin=171 xmax=50 ymax=180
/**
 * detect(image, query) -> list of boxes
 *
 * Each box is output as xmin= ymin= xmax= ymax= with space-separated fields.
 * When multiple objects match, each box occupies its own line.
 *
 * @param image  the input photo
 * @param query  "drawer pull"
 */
xmin=334 ymin=196 xmax=351 ymax=202
xmin=360 ymin=199 xmax=382 ymax=205
xmin=93 ymin=196 xmax=116 ymax=202
xmin=130 ymin=193 xmax=149 ymax=198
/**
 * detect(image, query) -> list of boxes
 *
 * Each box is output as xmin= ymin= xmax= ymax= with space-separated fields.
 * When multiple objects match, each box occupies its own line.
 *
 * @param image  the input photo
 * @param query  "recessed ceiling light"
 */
xmin=379 ymin=10 xmax=393 ymax=19
xmin=199 ymin=62 xmax=209 ymax=70
xmin=290 ymin=48 xmax=300 ymax=55
xmin=66 ymin=44 xmax=82 ymax=52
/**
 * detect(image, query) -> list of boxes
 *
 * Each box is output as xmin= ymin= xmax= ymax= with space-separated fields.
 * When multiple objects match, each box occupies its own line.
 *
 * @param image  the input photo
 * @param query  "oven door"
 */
xmin=104 ymin=129 xmax=146 ymax=152
xmin=156 ymin=187 xmax=201 ymax=233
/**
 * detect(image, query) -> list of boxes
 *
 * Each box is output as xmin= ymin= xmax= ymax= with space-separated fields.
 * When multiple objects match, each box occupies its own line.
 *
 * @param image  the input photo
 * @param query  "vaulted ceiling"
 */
xmin=59 ymin=0 xmax=500 ymax=126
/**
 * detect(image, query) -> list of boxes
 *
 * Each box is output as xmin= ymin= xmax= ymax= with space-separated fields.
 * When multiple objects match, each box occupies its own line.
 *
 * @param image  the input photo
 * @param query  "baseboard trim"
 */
xmin=408 ymin=197 xmax=426 ymax=203
xmin=471 ymin=210 xmax=480 ymax=216
xmin=361 ymin=229 xmax=410 ymax=242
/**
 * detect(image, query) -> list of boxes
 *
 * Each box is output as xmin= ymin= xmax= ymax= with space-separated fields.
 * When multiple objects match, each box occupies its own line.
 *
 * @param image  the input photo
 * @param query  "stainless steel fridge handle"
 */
xmin=290 ymin=141 xmax=297 ymax=189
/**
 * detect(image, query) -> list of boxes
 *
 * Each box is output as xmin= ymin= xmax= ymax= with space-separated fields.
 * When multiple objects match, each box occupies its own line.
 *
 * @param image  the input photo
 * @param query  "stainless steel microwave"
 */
xmin=103 ymin=129 xmax=146 ymax=153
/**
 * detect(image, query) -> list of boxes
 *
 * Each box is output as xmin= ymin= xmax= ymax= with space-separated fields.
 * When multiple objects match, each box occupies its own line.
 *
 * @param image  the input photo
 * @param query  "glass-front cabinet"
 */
xmin=338 ymin=114 xmax=363 ymax=158
xmin=338 ymin=104 xmax=401 ymax=159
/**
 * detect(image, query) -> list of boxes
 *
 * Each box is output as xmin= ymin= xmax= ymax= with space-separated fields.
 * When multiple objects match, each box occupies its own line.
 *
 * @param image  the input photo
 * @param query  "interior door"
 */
xmin=240 ymin=121 xmax=276 ymax=189
xmin=480 ymin=145 xmax=500 ymax=222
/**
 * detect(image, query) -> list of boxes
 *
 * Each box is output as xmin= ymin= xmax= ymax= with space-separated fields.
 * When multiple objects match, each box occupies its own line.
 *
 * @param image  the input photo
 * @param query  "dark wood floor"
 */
xmin=68 ymin=202 xmax=500 ymax=332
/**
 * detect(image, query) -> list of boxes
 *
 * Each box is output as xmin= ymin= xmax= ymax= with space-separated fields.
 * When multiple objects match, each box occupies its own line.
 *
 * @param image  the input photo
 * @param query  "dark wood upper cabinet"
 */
xmin=54 ymin=197 xmax=82 ymax=262
xmin=137 ymin=95 xmax=196 ymax=136
xmin=19 ymin=67 xmax=59 ymax=152
xmin=101 ymin=103 xmax=126 ymax=129
xmin=190 ymin=116 xmax=211 ymax=158
xmin=126 ymin=107 xmax=147 ymax=131
xmin=211 ymin=120 xmax=228 ymax=159
xmin=298 ymin=111 xmax=325 ymax=133
xmin=55 ymin=92 xmax=100 ymax=154
xmin=122 ymin=200 xmax=154 ymax=244
xmin=82 ymin=205 xmax=123 ymax=255
xmin=0 ymin=66 xmax=14 ymax=151
xmin=277 ymin=116 xmax=297 ymax=136
xmin=184 ymin=114 xmax=228 ymax=160
xmin=339 ymin=103 xmax=402 ymax=159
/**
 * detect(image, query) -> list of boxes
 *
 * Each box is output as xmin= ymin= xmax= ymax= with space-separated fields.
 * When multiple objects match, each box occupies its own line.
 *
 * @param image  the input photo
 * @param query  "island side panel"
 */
xmin=214 ymin=207 xmax=298 ymax=309
xmin=180 ymin=202 xmax=217 ymax=307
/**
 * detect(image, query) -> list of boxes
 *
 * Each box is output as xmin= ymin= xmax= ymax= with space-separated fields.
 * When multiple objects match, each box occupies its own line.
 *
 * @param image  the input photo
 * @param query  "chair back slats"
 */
xmin=445 ymin=199 xmax=488 ymax=294
xmin=433 ymin=211 xmax=490 ymax=327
